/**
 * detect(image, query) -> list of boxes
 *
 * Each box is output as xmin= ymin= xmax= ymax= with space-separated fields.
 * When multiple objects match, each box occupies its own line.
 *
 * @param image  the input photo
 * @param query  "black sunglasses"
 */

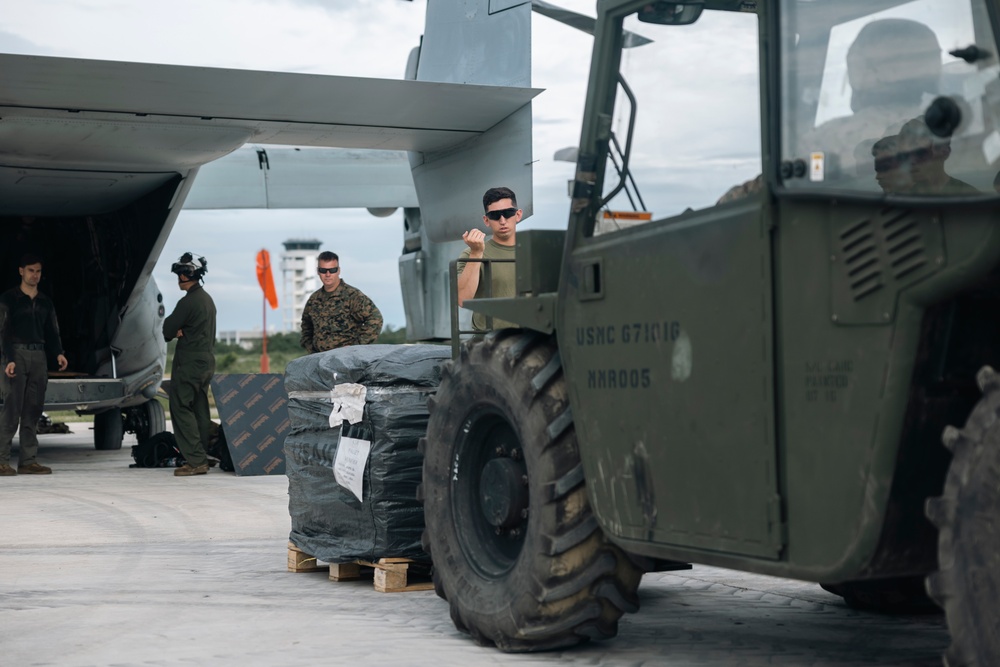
xmin=317 ymin=267 xmax=339 ymax=274
xmin=485 ymin=207 xmax=518 ymax=221
xmin=874 ymin=156 xmax=900 ymax=174
xmin=902 ymin=146 xmax=934 ymax=163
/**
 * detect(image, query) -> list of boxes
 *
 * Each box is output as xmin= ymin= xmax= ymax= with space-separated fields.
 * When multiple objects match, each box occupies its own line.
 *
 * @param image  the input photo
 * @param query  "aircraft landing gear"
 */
xmin=93 ymin=409 xmax=123 ymax=450
xmin=124 ymin=399 xmax=166 ymax=443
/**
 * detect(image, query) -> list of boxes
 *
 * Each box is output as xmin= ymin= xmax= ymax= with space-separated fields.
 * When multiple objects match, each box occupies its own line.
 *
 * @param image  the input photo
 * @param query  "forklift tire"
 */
xmin=93 ymin=409 xmax=124 ymax=451
xmin=925 ymin=365 xmax=1000 ymax=667
xmin=419 ymin=330 xmax=644 ymax=652
xmin=819 ymin=577 xmax=939 ymax=614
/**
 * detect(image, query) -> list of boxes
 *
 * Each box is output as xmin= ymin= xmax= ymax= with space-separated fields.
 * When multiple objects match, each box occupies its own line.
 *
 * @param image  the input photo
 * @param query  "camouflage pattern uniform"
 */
xmin=716 ymin=174 xmax=764 ymax=205
xmin=300 ymin=282 xmax=383 ymax=353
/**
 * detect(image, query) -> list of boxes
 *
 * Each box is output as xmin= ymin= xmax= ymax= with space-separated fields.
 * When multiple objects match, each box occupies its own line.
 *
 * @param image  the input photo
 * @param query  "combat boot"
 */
xmin=17 ymin=463 xmax=52 ymax=474
xmin=174 ymin=463 xmax=209 ymax=477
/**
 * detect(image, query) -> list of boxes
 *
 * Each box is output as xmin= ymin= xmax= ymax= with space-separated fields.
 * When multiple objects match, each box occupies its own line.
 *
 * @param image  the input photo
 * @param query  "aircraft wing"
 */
xmin=185 ymin=146 xmax=418 ymax=211
xmin=0 ymin=53 xmax=540 ymax=215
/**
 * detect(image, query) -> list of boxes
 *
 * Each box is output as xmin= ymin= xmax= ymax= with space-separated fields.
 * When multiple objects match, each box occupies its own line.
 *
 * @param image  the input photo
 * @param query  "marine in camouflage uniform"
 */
xmin=300 ymin=251 xmax=383 ymax=353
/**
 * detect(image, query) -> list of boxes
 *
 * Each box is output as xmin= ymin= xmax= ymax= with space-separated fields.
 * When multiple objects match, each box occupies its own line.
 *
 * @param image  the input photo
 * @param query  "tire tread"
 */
xmin=420 ymin=333 xmax=642 ymax=652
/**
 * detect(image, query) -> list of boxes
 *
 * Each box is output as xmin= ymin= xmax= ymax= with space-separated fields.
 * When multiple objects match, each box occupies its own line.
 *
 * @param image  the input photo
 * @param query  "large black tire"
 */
xmin=126 ymin=399 xmax=166 ymax=443
xmin=419 ymin=331 xmax=644 ymax=652
xmin=819 ymin=577 xmax=939 ymax=614
xmin=93 ymin=409 xmax=124 ymax=451
xmin=925 ymin=365 xmax=1000 ymax=666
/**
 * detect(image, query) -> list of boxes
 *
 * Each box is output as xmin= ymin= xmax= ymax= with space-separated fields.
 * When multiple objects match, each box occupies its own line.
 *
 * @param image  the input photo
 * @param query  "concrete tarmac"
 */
xmin=1 ymin=424 xmax=948 ymax=667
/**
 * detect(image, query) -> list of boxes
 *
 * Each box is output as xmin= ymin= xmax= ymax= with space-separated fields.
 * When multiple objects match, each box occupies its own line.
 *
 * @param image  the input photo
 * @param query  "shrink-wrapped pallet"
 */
xmin=284 ymin=344 xmax=450 ymax=563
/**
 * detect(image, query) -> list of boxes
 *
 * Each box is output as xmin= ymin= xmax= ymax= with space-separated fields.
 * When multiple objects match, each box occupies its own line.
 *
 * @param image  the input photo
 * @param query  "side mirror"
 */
xmin=637 ymin=1 xmax=705 ymax=26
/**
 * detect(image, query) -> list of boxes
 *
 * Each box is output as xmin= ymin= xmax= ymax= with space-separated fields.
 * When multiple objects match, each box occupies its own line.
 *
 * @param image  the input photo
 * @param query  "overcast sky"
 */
xmin=1 ymin=0 xmax=597 ymax=333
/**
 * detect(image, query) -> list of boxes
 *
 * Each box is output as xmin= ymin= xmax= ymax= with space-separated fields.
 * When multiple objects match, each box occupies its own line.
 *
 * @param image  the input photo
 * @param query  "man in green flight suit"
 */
xmin=163 ymin=252 xmax=216 ymax=477
xmin=456 ymin=186 xmax=520 ymax=332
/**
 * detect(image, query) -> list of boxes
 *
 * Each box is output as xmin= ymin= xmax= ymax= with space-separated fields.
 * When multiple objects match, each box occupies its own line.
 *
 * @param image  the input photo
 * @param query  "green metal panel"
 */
xmin=559 ymin=201 xmax=781 ymax=559
xmin=771 ymin=197 xmax=1000 ymax=580
xmin=516 ymin=230 xmax=566 ymax=296
xmin=461 ymin=230 xmax=564 ymax=336
xmin=775 ymin=199 xmax=914 ymax=576
xmin=828 ymin=208 xmax=944 ymax=325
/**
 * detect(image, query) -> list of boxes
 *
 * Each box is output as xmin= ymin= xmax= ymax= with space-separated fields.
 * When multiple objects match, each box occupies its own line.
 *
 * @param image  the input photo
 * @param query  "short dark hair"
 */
xmin=483 ymin=187 xmax=517 ymax=212
xmin=18 ymin=253 xmax=42 ymax=269
xmin=317 ymin=251 xmax=339 ymax=263
xmin=871 ymin=135 xmax=898 ymax=155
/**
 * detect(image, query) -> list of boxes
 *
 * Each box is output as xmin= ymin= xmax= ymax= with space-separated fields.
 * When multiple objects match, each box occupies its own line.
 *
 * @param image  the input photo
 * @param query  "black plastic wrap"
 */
xmin=284 ymin=345 xmax=451 ymax=563
xmin=284 ymin=344 xmax=449 ymax=391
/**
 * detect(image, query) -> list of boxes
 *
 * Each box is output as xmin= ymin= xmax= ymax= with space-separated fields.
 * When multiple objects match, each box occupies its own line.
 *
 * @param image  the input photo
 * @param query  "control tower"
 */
xmin=280 ymin=238 xmax=322 ymax=331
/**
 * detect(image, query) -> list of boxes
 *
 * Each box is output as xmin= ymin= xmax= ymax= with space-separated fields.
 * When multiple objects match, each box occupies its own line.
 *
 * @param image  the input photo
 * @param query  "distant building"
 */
xmin=281 ymin=238 xmax=323 ymax=332
xmin=217 ymin=329 xmax=273 ymax=349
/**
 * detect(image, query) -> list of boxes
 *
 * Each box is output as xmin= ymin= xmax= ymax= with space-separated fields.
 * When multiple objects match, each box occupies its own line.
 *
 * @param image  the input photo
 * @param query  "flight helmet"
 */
xmin=171 ymin=252 xmax=208 ymax=282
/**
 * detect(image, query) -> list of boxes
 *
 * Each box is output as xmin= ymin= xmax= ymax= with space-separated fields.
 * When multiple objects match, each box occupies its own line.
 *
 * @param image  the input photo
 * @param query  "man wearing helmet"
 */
xmin=163 ymin=253 xmax=216 ymax=477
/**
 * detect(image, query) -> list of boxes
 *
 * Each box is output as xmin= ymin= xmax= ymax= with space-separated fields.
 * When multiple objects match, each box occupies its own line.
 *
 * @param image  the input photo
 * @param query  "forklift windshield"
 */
xmin=588 ymin=5 xmax=762 ymax=236
xmin=781 ymin=0 xmax=1000 ymax=195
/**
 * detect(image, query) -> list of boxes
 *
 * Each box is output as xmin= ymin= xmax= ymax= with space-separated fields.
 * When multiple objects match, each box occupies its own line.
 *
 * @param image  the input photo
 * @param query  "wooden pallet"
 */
xmin=331 ymin=558 xmax=435 ymax=593
xmin=287 ymin=542 xmax=434 ymax=593
xmin=287 ymin=542 xmax=327 ymax=573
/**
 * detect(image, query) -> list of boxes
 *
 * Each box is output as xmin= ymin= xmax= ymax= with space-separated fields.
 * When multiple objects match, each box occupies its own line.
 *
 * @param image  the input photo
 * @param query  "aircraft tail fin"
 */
xmin=409 ymin=0 xmax=533 ymax=243
xmin=399 ymin=1 xmax=534 ymax=340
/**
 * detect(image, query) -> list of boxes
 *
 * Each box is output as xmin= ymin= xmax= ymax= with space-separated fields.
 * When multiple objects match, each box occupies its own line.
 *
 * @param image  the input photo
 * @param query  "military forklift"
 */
xmin=418 ymin=0 xmax=1000 ymax=664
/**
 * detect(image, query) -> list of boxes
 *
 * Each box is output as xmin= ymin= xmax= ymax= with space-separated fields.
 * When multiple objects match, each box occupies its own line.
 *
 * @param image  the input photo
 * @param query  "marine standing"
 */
xmin=300 ymin=251 xmax=383 ymax=353
xmin=163 ymin=253 xmax=216 ymax=477
xmin=456 ymin=186 xmax=520 ymax=332
xmin=0 ymin=253 xmax=68 ymax=476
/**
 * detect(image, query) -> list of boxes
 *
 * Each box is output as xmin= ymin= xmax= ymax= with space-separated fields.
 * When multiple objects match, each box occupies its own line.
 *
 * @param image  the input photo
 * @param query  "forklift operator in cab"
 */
xmin=456 ymin=186 xmax=521 ymax=333
xmin=803 ymin=18 xmax=943 ymax=180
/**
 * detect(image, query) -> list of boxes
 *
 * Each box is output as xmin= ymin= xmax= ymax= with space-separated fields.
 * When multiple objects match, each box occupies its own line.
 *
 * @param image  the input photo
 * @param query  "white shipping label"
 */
xmin=333 ymin=436 xmax=372 ymax=502
xmin=328 ymin=383 xmax=367 ymax=427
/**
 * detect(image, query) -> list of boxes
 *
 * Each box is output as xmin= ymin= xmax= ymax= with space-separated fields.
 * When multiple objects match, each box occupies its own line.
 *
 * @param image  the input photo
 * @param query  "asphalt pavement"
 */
xmin=0 ymin=424 xmax=949 ymax=667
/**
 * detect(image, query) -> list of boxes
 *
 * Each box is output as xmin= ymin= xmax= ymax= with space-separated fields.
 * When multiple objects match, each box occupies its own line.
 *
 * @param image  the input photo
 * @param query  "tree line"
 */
xmin=169 ymin=325 xmax=410 ymax=375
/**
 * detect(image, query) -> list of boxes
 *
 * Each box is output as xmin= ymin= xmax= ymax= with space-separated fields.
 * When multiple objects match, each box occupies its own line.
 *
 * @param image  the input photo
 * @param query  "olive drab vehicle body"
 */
xmin=422 ymin=0 xmax=1000 ymax=663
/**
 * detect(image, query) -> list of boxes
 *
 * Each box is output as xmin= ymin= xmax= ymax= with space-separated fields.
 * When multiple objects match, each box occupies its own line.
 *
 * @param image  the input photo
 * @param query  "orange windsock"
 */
xmin=256 ymin=249 xmax=278 ymax=309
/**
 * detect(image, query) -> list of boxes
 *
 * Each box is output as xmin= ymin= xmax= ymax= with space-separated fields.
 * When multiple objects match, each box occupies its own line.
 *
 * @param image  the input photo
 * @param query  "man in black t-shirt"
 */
xmin=0 ymin=253 xmax=68 ymax=476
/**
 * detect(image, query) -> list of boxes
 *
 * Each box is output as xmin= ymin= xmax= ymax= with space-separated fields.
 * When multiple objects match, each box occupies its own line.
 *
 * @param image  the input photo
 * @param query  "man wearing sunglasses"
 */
xmin=457 ymin=187 xmax=521 ymax=333
xmin=869 ymin=134 xmax=911 ymax=194
xmin=896 ymin=116 xmax=978 ymax=196
xmin=300 ymin=251 xmax=383 ymax=354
